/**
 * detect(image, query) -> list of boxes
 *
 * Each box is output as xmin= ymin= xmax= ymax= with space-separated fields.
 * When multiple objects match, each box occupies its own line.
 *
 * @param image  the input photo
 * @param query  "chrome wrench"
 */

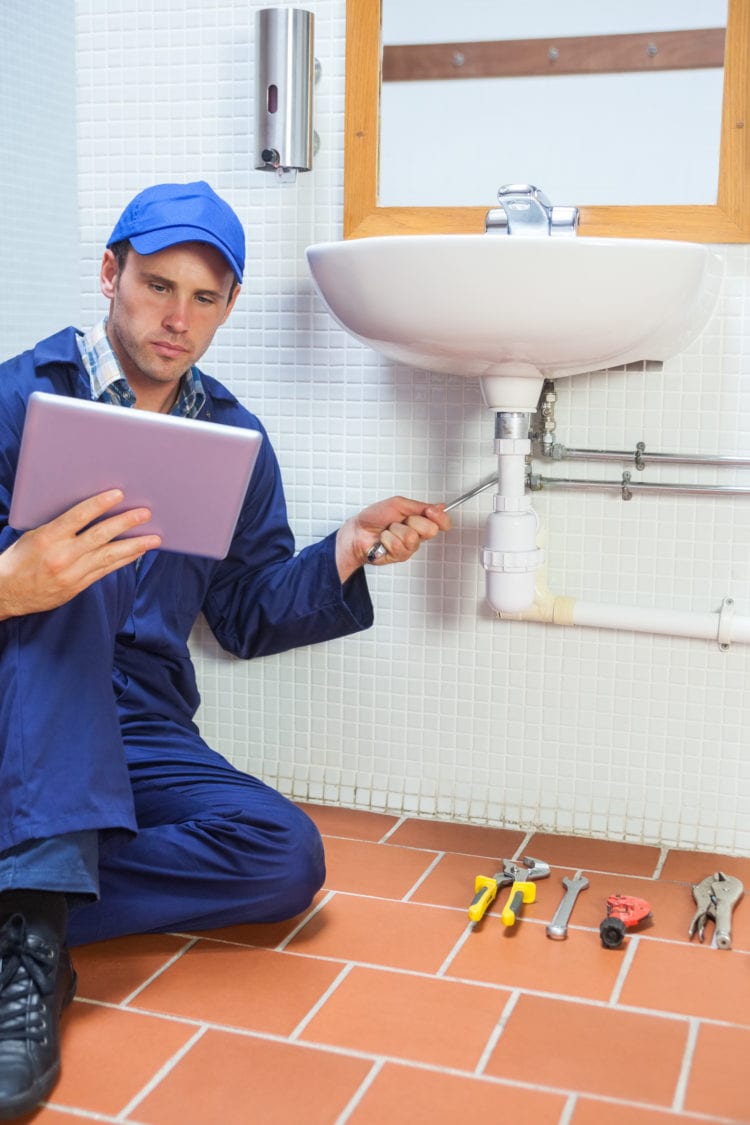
xmin=546 ymin=874 xmax=589 ymax=940
xmin=366 ymin=473 xmax=497 ymax=563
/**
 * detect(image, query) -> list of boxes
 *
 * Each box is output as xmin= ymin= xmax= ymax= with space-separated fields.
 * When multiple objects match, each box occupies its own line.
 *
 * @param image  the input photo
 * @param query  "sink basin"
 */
xmin=305 ymin=235 xmax=724 ymax=411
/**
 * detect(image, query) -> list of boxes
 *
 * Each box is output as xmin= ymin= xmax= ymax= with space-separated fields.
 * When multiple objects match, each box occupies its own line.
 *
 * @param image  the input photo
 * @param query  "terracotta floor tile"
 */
xmin=300 ymin=965 xmax=510 ymax=1069
xmin=571 ymin=1099 xmax=714 ymax=1125
xmin=525 ymin=832 xmax=661 ymax=877
xmin=660 ymin=847 xmax=750 ymax=887
xmin=447 ymin=913 xmax=623 ymax=1001
xmin=484 ymin=993 xmax=688 ymax=1104
xmin=347 ymin=1062 xmax=566 ymax=1125
xmin=132 ymin=940 xmax=344 ymax=1035
xmin=298 ymin=802 xmax=399 ymax=841
xmin=183 ymin=892 xmax=326 ymax=949
xmin=136 ymin=1028 xmax=372 ymax=1125
xmin=54 ymin=1002 xmax=195 ymax=1116
xmin=684 ymin=1022 xmax=750 ymax=1121
xmin=23 ymin=810 xmax=749 ymax=1124
xmin=321 ymin=836 xmax=439 ymax=899
xmin=619 ymin=938 xmax=750 ymax=1024
xmin=387 ymin=817 xmax=525 ymax=858
xmin=286 ymin=892 xmax=469 ymax=973
xmin=72 ymin=933 xmax=191 ymax=1004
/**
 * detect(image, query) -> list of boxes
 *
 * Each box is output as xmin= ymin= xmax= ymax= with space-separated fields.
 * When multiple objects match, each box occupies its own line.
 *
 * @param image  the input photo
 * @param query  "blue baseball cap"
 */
xmin=106 ymin=181 xmax=245 ymax=283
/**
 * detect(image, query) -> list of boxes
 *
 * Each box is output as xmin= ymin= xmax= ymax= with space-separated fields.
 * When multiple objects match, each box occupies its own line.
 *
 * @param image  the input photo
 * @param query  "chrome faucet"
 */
xmin=486 ymin=184 xmax=579 ymax=237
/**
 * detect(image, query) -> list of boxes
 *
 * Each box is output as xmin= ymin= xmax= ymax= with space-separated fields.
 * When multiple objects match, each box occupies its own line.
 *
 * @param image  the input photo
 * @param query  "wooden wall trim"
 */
xmin=383 ymin=29 xmax=725 ymax=82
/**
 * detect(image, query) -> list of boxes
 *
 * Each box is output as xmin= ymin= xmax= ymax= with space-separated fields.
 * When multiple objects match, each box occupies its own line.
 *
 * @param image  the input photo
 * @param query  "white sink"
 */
xmin=306 ymin=235 xmax=724 ymax=411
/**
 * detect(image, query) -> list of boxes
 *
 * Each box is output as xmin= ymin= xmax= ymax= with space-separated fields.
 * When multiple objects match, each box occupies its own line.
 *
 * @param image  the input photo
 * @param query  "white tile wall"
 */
xmin=0 ymin=0 xmax=79 ymax=359
xmin=40 ymin=0 xmax=750 ymax=854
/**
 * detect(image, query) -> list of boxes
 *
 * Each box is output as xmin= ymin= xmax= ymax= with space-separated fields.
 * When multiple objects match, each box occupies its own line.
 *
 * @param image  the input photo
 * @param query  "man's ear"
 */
xmin=100 ymin=249 xmax=119 ymax=300
xmin=220 ymin=284 xmax=242 ymax=325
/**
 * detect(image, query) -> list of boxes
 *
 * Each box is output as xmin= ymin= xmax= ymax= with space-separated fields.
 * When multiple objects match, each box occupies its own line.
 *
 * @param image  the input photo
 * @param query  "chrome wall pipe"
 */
xmin=528 ymin=472 xmax=750 ymax=501
xmin=538 ymin=443 xmax=750 ymax=469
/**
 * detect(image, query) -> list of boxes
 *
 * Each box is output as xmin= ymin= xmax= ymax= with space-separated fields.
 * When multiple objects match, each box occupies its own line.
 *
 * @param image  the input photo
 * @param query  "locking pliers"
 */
xmin=688 ymin=871 xmax=744 ymax=950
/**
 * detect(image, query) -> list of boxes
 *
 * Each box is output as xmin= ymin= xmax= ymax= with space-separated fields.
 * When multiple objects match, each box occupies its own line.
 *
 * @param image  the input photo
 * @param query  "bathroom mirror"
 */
xmin=344 ymin=0 xmax=750 ymax=241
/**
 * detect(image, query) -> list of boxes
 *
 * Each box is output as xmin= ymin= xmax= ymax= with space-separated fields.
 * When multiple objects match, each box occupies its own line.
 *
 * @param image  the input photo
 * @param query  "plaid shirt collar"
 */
xmin=76 ymin=317 xmax=205 ymax=418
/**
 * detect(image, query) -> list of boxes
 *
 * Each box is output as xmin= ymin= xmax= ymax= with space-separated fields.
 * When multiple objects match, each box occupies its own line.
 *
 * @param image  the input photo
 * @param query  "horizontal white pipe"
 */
xmin=499 ymin=581 xmax=750 ymax=646
xmin=572 ymin=601 xmax=750 ymax=643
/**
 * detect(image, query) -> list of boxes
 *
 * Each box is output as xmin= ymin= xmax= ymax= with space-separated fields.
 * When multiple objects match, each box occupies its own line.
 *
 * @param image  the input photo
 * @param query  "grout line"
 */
xmin=276 ymin=889 xmax=336 ymax=950
xmin=116 ymin=1025 xmax=207 ymax=1120
xmin=299 ymin=1044 xmax=585 ymax=1101
xmin=553 ymin=1089 xmax=743 ymax=1124
xmin=557 ymin=1093 xmax=578 ymax=1125
xmin=288 ymin=962 xmax=354 ymax=1041
xmin=378 ymin=815 xmax=408 ymax=843
xmin=57 ymin=1002 xmax=746 ymax=1123
xmin=401 ymin=850 xmax=445 ymax=901
xmin=119 ymin=937 xmax=199 ymax=1006
xmin=334 ymin=1058 xmax=385 ymax=1125
xmin=513 ymin=831 xmax=536 ymax=861
xmin=671 ymin=1017 xmax=701 ymax=1114
xmin=320 ymin=835 xmax=710 ymax=882
xmin=652 ymin=846 xmax=670 ymax=878
xmin=474 ymin=990 xmax=521 ymax=1076
xmin=435 ymin=920 xmax=474 ymax=977
xmin=42 ymin=1106 xmax=125 ymax=1123
xmin=607 ymin=934 xmax=641 ymax=1005
xmin=108 ymin=976 xmax=750 ymax=1036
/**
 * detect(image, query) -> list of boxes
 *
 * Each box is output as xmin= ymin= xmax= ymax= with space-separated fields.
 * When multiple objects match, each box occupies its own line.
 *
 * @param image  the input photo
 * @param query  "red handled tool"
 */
xmin=599 ymin=894 xmax=653 ymax=948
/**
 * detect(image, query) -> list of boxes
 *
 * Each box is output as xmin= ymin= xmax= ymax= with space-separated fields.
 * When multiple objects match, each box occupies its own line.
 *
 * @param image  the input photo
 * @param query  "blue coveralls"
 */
xmin=0 ymin=329 xmax=373 ymax=944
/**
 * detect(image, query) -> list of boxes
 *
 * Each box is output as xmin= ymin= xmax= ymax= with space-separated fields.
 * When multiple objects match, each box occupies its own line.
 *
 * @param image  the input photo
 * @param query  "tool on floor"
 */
xmin=499 ymin=858 xmax=551 ymax=927
xmin=468 ymin=856 xmax=550 ymax=924
xmin=367 ymin=473 xmax=497 ymax=563
xmin=599 ymin=894 xmax=653 ymax=949
xmin=468 ymin=869 xmax=512 ymax=923
xmin=688 ymin=871 xmax=744 ymax=950
xmin=501 ymin=877 xmax=537 ymax=927
xmin=546 ymin=873 xmax=589 ymax=940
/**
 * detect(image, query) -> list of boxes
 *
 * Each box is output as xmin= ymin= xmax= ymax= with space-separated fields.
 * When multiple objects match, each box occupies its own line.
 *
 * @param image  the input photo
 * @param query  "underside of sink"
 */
xmin=306 ymin=235 xmax=724 ymax=411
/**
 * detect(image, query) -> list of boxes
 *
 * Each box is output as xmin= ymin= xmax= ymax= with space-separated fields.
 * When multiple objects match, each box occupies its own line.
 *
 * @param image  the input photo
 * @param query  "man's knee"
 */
xmin=224 ymin=800 xmax=326 ymax=923
xmin=273 ymin=804 xmax=326 ymax=916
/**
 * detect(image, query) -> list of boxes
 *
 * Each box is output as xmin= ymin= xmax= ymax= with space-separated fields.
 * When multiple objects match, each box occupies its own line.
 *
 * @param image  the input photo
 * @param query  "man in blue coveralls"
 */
xmin=0 ymin=181 xmax=451 ymax=1119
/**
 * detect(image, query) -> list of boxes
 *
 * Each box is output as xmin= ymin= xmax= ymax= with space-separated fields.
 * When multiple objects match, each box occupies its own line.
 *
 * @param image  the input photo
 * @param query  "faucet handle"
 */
xmin=497 ymin=183 xmax=552 ymax=208
xmin=486 ymin=184 xmax=579 ymax=237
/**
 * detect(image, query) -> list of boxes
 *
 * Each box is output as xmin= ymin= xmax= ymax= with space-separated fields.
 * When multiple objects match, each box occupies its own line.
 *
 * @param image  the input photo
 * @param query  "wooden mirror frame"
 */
xmin=344 ymin=0 xmax=750 ymax=241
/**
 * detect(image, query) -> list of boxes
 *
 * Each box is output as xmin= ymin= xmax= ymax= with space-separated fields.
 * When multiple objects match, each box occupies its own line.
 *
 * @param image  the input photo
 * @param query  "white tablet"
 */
xmin=8 ymin=392 xmax=263 ymax=560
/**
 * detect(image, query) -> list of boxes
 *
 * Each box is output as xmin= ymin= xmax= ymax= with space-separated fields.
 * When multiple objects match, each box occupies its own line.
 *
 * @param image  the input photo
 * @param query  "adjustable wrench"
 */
xmin=546 ymin=874 xmax=589 ymax=940
xmin=366 ymin=473 xmax=497 ymax=563
xmin=499 ymin=857 xmax=550 ymax=927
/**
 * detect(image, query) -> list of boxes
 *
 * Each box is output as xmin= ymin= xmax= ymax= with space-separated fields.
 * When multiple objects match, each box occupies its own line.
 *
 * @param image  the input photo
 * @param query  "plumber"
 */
xmin=0 ymin=180 xmax=452 ymax=1120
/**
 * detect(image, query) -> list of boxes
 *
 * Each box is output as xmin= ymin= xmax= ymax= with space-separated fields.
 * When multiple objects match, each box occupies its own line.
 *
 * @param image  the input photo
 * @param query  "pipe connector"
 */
xmin=482 ymin=508 xmax=542 ymax=613
xmin=497 ymin=569 xmax=577 ymax=625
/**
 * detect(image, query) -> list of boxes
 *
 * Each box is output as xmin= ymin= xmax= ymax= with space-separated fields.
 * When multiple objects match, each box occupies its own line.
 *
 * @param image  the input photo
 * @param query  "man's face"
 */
xmin=100 ymin=241 xmax=240 ymax=409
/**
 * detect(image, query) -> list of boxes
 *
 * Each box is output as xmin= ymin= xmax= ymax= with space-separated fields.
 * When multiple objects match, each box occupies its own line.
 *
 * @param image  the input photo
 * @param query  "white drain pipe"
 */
xmin=499 ymin=576 xmax=750 ymax=648
xmin=482 ymin=412 xmax=542 ymax=613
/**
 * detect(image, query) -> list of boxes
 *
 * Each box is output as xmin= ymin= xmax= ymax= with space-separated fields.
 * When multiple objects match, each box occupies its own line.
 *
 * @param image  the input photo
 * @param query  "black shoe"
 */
xmin=0 ymin=913 xmax=77 ymax=1120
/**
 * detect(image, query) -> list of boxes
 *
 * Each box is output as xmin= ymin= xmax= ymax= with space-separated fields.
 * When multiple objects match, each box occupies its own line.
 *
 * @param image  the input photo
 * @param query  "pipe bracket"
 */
xmin=718 ymin=595 xmax=735 ymax=650
xmin=621 ymin=472 xmax=633 ymax=501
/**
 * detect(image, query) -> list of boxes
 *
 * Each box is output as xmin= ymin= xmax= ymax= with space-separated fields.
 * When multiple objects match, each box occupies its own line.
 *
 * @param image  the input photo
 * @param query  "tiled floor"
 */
xmin=22 ymin=805 xmax=750 ymax=1124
